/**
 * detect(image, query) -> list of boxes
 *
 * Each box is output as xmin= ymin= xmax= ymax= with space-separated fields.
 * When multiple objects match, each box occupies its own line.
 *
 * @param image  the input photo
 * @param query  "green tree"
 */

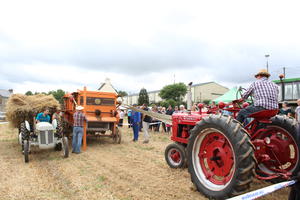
xmin=138 ymin=88 xmax=149 ymax=105
xmin=159 ymin=83 xmax=187 ymax=102
xmin=117 ymin=90 xmax=128 ymax=97
xmin=159 ymin=99 xmax=177 ymax=108
xmin=48 ymin=89 xmax=66 ymax=104
xmin=25 ymin=91 xmax=33 ymax=96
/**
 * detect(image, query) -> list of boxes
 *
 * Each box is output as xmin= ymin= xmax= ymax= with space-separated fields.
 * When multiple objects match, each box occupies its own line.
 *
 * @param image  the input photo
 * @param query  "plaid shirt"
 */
xmin=73 ymin=111 xmax=87 ymax=127
xmin=242 ymin=77 xmax=279 ymax=110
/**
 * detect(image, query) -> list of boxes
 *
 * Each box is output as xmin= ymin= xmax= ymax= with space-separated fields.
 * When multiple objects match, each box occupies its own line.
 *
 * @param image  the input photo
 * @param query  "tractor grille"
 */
xmin=40 ymin=131 xmax=46 ymax=144
xmin=39 ymin=130 xmax=54 ymax=144
xmin=48 ymin=131 xmax=54 ymax=143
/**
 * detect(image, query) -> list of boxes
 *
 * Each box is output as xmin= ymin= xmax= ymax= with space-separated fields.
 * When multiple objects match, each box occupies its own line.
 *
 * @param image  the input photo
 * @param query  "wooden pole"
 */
xmin=83 ymin=86 xmax=87 ymax=151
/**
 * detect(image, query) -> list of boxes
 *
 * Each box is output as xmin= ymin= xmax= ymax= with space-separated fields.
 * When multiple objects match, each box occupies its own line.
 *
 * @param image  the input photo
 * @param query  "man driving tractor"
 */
xmin=237 ymin=69 xmax=279 ymax=124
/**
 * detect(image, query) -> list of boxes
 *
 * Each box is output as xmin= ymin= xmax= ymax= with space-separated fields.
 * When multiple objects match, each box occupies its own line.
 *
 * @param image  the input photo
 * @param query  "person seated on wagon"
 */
xmin=52 ymin=107 xmax=62 ymax=121
xmin=36 ymin=108 xmax=51 ymax=123
xmin=237 ymin=69 xmax=279 ymax=124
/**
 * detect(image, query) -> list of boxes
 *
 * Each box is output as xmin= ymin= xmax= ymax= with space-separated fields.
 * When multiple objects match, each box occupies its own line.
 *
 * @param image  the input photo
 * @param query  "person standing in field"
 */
xmin=142 ymin=104 xmax=152 ymax=143
xmin=127 ymin=109 xmax=132 ymax=128
xmin=72 ymin=106 xmax=87 ymax=154
xmin=118 ymin=109 xmax=124 ymax=127
xmin=131 ymin=104 xmax=141 ymax=142
xmin=166 ymin=105 xmax=173 ymax=133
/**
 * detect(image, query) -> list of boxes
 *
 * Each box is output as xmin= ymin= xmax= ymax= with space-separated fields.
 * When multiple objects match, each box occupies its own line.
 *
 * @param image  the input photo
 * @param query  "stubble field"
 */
xmin=0 ymin=122 xmax=290 ymax=200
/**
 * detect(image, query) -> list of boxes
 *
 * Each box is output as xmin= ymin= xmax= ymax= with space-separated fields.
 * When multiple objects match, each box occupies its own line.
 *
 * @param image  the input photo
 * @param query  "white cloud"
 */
xmin=1 ymin=0 xmax=300 ymax=94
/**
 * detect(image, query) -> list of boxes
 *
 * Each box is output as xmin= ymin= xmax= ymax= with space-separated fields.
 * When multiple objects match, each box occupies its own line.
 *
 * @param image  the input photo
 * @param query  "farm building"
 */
xmin=123 ymin=82 xmax=228 ymax=105
xmin=98 ymin=78 xmax=118 ymax=94
xmin=0 ymin=89 xmax=13 ymax=112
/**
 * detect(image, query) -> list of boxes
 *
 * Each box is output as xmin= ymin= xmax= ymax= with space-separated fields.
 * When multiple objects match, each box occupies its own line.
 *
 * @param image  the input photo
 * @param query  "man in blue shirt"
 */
xmin=36 ymin=108 xmax=50 ymax=123
xmin=131 ymin=104 xmax=141 ymax=142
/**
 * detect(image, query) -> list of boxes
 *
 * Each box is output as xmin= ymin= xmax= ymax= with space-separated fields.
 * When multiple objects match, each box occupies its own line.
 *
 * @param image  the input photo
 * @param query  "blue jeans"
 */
xmin=132 ymin=122 xmax=139 ymax=141
xmin=237 ymin=105 xmax=265 ymax=124
xmin=72 ymin=126 xmax=83 ymax=153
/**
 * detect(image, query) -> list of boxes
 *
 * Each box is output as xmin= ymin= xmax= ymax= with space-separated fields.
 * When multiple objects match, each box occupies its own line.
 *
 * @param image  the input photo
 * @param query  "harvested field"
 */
xmin=0 ymin=122 xmax=290 ymax=200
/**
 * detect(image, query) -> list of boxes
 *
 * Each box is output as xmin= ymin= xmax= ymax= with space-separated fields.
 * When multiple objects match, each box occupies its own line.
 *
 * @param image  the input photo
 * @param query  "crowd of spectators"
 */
xmin=116 ymin=98 xmax=300 ymax=144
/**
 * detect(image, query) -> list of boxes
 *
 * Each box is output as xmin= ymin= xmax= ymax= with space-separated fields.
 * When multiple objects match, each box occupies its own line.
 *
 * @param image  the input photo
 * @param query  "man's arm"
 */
xmin=242 ymin=83 xmax=254 ymax=100
xmin=36 ymin=113 xmax=41 ymax=123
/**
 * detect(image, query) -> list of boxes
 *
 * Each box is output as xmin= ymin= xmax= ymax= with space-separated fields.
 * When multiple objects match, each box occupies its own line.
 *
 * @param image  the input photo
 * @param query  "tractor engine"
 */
xmin=36 ymin=122 xmax=56 ymax=149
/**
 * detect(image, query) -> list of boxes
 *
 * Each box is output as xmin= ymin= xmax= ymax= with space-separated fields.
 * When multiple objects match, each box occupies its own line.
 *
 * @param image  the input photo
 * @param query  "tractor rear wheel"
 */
xmin=165 ymin=143 xmax=187 ymax=168
xmin=187 ymin=115 xmax=256 ymax=199
xmin=254 ymin=115 xmax=300 ymax=182
xmin=24 ymin=140 xmax=29 ymax=163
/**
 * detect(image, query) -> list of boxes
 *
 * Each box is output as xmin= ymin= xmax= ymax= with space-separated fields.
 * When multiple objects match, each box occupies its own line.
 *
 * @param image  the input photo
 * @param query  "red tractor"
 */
xmin=165 ymin=100 xmax=299 ymax=199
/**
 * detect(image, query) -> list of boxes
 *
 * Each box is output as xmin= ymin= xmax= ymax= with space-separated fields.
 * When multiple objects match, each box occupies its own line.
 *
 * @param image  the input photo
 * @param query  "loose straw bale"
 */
xmin=6 ymin=94 xmax=60 ymax=128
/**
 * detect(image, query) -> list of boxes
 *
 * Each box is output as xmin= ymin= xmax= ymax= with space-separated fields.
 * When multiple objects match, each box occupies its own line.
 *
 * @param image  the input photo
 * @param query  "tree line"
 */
xmin=137 ymin=83 xmax=188 ymax=107
xmin=24 ymin=83 xmax=187 ymax=108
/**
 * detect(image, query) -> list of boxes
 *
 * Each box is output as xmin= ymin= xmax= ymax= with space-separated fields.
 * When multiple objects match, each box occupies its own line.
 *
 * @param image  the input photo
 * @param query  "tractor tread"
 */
xmin=187 ymin=115 xmax=255 ymax=199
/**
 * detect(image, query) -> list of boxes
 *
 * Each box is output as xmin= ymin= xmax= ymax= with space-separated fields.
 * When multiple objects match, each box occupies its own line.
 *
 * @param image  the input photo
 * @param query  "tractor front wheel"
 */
xmin=187 ymin=115 xmax=256 ymax=199
xmin=165 ymin=143 xmax=187 ymax=168
xmin=62 ymin=137 xmax=69 ymax=158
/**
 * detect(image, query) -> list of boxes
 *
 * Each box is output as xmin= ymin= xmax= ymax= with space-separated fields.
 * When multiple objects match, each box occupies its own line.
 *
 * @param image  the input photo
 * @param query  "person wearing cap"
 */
xmin=131 ymin=104 xmax=141 ymax=142
xmin=72 ymin=106 xmax=87 ymax=154
xmin=237 ymin=69 xmax=279 ymax=124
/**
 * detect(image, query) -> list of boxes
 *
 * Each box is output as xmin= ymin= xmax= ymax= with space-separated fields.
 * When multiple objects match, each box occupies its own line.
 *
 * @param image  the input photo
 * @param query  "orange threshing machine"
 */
xmin=63 ymin=86 xmax=121 ymax=150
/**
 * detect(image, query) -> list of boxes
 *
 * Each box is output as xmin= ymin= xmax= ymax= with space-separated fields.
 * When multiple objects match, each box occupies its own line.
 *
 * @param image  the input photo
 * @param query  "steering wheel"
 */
xmin=236 ymin=86 xmax=254 ymax=105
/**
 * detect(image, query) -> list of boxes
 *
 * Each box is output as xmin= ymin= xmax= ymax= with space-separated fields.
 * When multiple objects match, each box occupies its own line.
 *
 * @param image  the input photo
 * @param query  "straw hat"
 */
xmin=76 ymin=106 xmax=84 ymax=110
xmin=255 ymin=69 xmax=270 ymax=78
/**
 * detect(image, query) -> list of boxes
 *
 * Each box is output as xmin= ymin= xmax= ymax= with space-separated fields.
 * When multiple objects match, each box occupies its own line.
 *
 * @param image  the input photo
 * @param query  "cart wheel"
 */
xmin=165 ymin=143 xmax=187 ymax=168
xmin=62 ymin=137 xmax=69 ymax=158
xmin=113 ymin=127 xmax=121 ymax=144
xmin=24 ymin=140 xmax=29 ymax=163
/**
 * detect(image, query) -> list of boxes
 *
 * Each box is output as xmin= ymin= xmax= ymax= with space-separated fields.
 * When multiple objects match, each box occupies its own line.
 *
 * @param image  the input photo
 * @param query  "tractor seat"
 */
xmin=248 ymin=109 xmax=278 ymax=123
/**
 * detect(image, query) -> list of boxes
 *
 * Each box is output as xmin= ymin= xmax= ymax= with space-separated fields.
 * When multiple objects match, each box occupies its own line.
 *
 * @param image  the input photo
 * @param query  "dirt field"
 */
xmin=0 ymin=123 xmax=290 ymax=200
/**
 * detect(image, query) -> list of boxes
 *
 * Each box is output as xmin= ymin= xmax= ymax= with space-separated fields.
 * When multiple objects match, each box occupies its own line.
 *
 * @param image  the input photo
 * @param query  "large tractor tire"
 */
xmin=24 ymin=140 xmax=29 ymax=163
xmin=187 ymin=115 xmax=256 ymax=199
xmin=165 ymin=143 xmax=187 ymax=168
xmin=254 ymin=115 xmax=300 ymax=181
xmin=20 ymin=122 xmax=29 ymax=151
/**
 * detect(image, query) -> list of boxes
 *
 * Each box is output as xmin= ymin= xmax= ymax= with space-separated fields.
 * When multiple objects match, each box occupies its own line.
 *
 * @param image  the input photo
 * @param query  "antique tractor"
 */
xmin=19 ymin=118 xmax=69 ymax=163
xmin=165 ymin=100 xmax=300 ymax=199
xmin=63 ymin=87 xmax=121 ymax=150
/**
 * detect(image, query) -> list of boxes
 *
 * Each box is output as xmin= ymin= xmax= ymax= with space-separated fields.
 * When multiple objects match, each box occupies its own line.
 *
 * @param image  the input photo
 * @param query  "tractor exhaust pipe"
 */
xmin=187 ymin=82 xmax=193 ymax=110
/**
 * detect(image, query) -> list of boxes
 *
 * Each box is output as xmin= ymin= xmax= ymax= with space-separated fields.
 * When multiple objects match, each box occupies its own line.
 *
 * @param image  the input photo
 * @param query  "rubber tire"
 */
xmin=187 ymin=114 xmax=256 ymax=199
xmin=256 ymin=115 xmax=300 ymax=182
xmin=62 ymin=137 xmax=69 ymax=158
xmin=165 ymin=143 xmax=187 ymax=169
xmin=113 ymin=127 xmax=121 ymax=144
xmin=24 ymin=140 xmax=29 ymax=163
xmin=55 ymin=143 xmax=62 ymax=151
xmin=20 ymin=122 xmax=29 ymax=151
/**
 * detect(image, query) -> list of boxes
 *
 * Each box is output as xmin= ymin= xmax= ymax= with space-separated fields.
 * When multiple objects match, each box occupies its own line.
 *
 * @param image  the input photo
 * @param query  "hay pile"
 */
xmin=6 ymin=94 xmax=60 ymax=128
